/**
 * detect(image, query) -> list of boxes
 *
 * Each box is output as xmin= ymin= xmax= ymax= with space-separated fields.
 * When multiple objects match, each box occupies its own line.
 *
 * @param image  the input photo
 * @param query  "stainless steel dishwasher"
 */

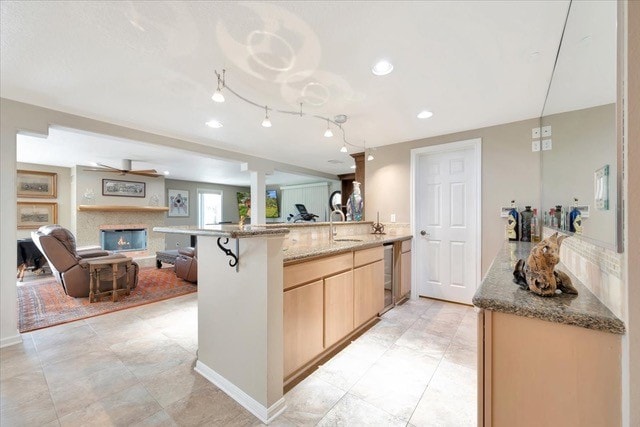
xmin=381 ymin=243 xmax=395 ymax=313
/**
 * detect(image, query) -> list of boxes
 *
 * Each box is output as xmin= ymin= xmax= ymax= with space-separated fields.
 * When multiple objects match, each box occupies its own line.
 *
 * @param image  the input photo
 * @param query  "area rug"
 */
xmin=18 ymin=267 xmax=197 ymax=333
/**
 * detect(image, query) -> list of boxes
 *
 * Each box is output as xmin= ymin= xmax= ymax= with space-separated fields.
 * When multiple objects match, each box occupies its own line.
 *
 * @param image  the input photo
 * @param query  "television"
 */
xmin=237 ymin=190 xmax=280 ymax=219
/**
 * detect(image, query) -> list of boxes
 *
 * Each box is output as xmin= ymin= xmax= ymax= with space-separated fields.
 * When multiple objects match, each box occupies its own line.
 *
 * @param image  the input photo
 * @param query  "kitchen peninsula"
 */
xmin=154 ymin=222 xmax=412 ymax=424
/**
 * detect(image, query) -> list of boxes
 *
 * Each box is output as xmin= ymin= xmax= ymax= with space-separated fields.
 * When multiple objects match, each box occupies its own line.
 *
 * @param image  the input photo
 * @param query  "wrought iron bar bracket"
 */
xmin=217 ymin=237 xmax=239 ymax=272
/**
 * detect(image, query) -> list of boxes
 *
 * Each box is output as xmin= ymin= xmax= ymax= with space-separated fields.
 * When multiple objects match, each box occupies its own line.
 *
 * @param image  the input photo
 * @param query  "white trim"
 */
xmin=410 ymin=138 xmax=482 ymax=302
xmin=280 ymin=182 xmax=329 ymax=190
xmin=195 ymin=360 xmax=286 ymax=424
xmin=0 ymin=333 xmax=22 ymax=348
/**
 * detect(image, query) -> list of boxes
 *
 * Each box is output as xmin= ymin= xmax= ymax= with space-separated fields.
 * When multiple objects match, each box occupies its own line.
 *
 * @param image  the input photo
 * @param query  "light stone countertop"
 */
xmin=283 ymin=233 xmax=412 ymax=263
xmin=472 ymin=241 xmax=625 ymax=334
xmin=153 ymin=225 xmax=289 ymax=239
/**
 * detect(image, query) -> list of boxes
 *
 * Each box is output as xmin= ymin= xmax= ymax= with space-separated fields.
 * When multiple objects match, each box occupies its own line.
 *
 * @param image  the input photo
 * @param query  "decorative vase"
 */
xmin=507 ymin=200 xmax=519 ymax=241
xmin=347 ymin=181 xmax=363 ymax=221
xmin=520 ymin=206 xmax=533 ymax=242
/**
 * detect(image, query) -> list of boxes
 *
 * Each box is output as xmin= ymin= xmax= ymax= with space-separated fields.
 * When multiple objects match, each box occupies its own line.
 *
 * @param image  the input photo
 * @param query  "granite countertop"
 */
xmin=263 ymin=221 xmax=374 ymax=228
xmin=283 ymin=233 xmax=412 ymax=263
xmin=473 ymin=242 xmax=625 ymax=334
xmin=153 ymin=225 xmax=289 ymax=239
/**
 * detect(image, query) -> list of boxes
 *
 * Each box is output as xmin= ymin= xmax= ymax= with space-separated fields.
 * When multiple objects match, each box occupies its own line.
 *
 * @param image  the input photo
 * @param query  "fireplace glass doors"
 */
xmin=101 ymin=229 xmax=147 ymax=252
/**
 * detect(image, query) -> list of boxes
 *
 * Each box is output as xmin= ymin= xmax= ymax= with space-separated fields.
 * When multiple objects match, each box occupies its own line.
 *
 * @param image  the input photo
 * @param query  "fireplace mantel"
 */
xmin=77 ymin=205 xmax=169 ymax=212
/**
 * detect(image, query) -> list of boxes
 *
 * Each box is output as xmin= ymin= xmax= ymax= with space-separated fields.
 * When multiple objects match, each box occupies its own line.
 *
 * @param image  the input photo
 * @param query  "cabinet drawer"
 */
xmin=354 ymin=246 xmax=383 ymax=268
xmin=284 ymin=253 xmax=352 ymax=290
xmin=401 ymin=239 xmax=412 ymax=253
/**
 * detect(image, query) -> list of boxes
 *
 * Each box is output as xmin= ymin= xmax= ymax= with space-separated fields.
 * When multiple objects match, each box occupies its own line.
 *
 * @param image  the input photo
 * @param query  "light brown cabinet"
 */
xmin=400 ymin=250 xmax=411 ymax=297
xmin=354 ymin=260 xmax=384 ymax=328
xmin=324 ymin=270 xmax=354 ymax=348
xmin=478 ymin=310 xmax=621 ymax=426
xmin=283 ymin=280 xmax=324 ymax=377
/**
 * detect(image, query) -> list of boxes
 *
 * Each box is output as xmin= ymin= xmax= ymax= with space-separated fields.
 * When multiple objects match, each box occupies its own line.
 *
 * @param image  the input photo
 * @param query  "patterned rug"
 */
xmin=18 ymin=267 xmax=197 ymax=333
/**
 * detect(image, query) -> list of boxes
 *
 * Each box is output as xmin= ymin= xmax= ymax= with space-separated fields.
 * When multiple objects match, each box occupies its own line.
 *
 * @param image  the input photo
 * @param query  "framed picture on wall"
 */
xmin=17 ymin=170 xmax=57 ymax=198
xmin=168 ymin=189 xmax=189 ymax=217
xmin=102 ymin=179 xmax=146 ymax=198
xmin=17 ymin=202 xmax=58 ymax=229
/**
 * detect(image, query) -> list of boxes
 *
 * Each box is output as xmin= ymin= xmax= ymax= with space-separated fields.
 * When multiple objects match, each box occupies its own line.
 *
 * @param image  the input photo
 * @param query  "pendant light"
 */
xmin=261 ymin=106 xmax=272 ymax=128
xmin=324 ymin=119 xmax=333 ymax=138
xmin=340 ymin=143 xmax=348 ymax=153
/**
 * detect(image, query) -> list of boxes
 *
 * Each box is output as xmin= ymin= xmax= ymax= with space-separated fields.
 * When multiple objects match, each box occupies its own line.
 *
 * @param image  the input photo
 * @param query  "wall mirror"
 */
xmin=540 ymin=0 xmax=622 ymax=252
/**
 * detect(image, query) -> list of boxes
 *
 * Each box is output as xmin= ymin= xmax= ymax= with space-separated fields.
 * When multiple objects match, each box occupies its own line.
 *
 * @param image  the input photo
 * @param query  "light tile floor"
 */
xmin=1 ymin=293 xmax=476 ymax=426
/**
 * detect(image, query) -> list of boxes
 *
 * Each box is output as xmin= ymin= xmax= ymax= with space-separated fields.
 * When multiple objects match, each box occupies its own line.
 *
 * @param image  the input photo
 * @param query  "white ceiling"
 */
xmin=1 ymin=1 xmax=612 ymax=178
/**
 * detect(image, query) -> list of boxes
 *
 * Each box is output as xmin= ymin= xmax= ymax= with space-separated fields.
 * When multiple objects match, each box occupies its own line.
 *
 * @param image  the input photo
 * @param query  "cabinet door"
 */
xmin=354 ymin=260 xmax=384 ymax=328
xmin=324 ymin=270 xmax=354 ymax=348
xmin=400 ymin=250 xmax=412 ymax=297
xmin=283 ymin=280 xmax=324 ymax=377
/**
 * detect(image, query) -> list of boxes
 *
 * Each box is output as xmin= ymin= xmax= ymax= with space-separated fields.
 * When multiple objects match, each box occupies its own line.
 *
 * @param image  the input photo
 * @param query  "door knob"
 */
xmin=420 ymin=230 xmax=430 ymax=237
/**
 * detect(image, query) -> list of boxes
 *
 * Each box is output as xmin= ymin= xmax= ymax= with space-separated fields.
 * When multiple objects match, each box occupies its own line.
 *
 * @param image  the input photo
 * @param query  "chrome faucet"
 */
xmin=329 ymin=209 xmax=346 ymax=241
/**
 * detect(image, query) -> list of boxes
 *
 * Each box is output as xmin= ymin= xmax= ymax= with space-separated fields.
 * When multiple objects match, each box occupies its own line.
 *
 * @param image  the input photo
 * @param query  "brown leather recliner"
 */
xmin=31 ymin=225 xmax=139 ymax=298
xmin=175 ymin=246 xmax=197 ymax=283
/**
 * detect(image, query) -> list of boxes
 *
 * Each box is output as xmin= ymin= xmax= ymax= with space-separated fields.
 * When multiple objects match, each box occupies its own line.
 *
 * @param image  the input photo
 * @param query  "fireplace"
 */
xmin=101 ymin=228 xmax=147 ymax=252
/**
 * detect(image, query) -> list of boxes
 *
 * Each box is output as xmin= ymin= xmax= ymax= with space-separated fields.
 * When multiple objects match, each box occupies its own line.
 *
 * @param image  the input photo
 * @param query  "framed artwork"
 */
xmin=594 ymin=165 xmax=609 ymax=210
xmin=17 ymin=202 xmax=58 ymax=229
xmin=102 ymin=179 xmax=146 ymax=198
xmin=17 ymin=170 xmax=57 ymax=198
xmin=168 ymin=189 xmax=189 ymax=217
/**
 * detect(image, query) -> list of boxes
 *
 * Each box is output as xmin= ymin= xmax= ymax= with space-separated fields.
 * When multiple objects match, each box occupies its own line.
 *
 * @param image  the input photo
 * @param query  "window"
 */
xmin=198 ymin=190 xmax=222 ymax=227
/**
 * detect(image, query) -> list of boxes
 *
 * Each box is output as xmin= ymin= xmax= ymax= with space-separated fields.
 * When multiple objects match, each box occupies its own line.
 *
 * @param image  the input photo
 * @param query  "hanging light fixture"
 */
xmin=261 ymin=106 xmax=272 ymax=128
xmin=340 ymin=143 xmax=348 ymax=153
xmin=324 ymin=119 xmax=333 ymax=138
xmin=367 ymin=151 xmax=375 ymax=161
xmin=212 ymin=70 xmax=225 ymax=103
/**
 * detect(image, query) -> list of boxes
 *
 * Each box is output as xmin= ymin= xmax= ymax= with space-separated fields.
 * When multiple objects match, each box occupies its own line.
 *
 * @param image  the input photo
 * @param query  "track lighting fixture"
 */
xmin=324 ymin=119 xmax=333 ymax=138
xmin=212 ymin=70 xmax=225 ymax=103
xmin=367 ymin=152 xmax=375 ymax=161
xmin=211 ymin=69 xmax=369 ymax=156
xmin=261 ymin=106 xmax=272 ymax=128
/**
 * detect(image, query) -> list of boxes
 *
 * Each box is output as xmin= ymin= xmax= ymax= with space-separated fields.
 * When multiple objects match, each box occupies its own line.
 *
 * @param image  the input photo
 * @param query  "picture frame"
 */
xmin=17 ymin=202 xmax=58 ymax=229
xmin=168 ymin=189 xmax=189 ymax=217
xmin=102 ymin=179 xmax=146 ymax=198
xmin=17 ymin=170 xmax=57 ymax=198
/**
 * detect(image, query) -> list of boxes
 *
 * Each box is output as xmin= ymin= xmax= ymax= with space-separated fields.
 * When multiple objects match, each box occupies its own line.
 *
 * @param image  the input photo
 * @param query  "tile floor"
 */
xmin=1 ymin=292 xmax=476 ymax=426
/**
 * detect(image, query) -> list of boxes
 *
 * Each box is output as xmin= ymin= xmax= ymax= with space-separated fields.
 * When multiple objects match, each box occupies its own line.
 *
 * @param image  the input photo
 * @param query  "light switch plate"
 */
xmin=532 ymin=140 xmax=541 ymax=152
xmin=390 ymin=213 xmax=396 ymax=223
xmin=542 ymin=126 xmax=552 ymax=137
xmin=542 ymin=139 xmax=553 ymax=150
xmin=532 ymin=127 xmax=541 ymax=138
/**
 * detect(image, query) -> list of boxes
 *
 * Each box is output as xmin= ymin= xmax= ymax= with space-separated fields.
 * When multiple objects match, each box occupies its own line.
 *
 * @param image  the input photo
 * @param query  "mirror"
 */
xmin=540 ymin=0 xmax=620 ymax=251
xmin=329 ymin=190 xmax=342 ymax=212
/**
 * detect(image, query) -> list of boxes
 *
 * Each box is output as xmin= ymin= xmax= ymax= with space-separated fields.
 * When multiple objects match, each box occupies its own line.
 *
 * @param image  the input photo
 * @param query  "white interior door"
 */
xmin=415 ymin=142 xmax=479 ymax=304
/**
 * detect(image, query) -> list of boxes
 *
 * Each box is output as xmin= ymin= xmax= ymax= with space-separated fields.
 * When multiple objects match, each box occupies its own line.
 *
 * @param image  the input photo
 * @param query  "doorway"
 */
xmin=411 ymin=139 xmax=481 ymax=305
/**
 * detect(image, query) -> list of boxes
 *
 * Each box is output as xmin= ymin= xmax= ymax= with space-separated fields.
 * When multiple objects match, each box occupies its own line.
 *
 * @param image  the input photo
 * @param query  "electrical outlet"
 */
xmin=542 ymin=125 xmax=552 ymax=137
xmin=532 ymin=127 xmax=541 ymax=138
xmin=390 ymin=213 xmax=396 ymax=223
xmin=542 ymin=139 xmax=553 ymax=150
xmin=532 ymin=140 xmax=541 ymax=152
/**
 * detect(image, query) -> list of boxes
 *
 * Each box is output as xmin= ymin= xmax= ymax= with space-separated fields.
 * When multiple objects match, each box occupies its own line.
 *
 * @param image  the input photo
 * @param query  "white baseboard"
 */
xmin=0 ymin=333 xmax=22 ymax=348
xmin=195 ymin=360 xmax=286 ymax=424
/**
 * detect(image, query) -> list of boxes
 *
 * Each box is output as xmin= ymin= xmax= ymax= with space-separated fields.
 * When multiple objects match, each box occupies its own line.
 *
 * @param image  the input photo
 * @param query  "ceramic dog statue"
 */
xmin=513 ymin=232 xmax=578 ymax=297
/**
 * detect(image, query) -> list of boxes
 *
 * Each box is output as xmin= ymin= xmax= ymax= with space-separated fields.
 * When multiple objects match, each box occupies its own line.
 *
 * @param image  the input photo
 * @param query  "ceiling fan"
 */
xmin=83 ymin=159 xmax=163 ymax=177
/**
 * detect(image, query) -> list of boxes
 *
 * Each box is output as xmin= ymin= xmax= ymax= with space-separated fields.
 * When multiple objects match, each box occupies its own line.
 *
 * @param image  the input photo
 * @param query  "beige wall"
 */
xmin=74 ymin=167 xmax=166 ymax=208
xmin=16 ymin=162 xmax=72 ymax=239
xmin=365 ymin=116 xmax=541 ymax=275
xmin=624 ymin=1 xmax=639 ymax=425
xmin=163 ymin=178 xmax=249 ymax=248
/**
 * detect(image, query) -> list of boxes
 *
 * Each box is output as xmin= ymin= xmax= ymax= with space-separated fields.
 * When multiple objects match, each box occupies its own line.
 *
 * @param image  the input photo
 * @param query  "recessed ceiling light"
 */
xmin=205 ymin=120 xmax=223 ymax=128
xmin=417 ymin=110 xmax=434 ymax=119
xmin=372 ymin=59 xmax=394 ymax=76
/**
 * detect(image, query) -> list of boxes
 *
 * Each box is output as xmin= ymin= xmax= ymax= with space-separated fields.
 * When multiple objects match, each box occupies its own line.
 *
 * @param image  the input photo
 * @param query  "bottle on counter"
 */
xmin=507 ymin=200 xmax=519 ymax=241
xmin=520 ymin=206 xmax=533 ymax=242
xmin=531 ymin=209 xmax=541 ymax=242
xmin=570 ymin=198 xmax=583 ymax=234
xmin=555 ymin=205 xmax=563 ymax=229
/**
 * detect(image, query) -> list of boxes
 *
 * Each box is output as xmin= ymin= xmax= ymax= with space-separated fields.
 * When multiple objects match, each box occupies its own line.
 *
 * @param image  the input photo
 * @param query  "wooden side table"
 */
xmin=87 ymin=257 xmax=132 ymax=302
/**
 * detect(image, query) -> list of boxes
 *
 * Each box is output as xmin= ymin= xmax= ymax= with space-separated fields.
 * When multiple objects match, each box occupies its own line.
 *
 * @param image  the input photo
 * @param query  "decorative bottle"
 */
xmin=520 ymin=206 xmax=533 ymax=242
xmin=569 ymin=198 xmax=583 ymax=234
xmin=531 ymin=209 xmax=541 ymax=242
xmin=554 ymin=205 xmax=563 ymax=229
xmin=347 ymin=181 xmax=363 ymax=222
xmin=507 ymin=200 xmax=519 ymax=241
